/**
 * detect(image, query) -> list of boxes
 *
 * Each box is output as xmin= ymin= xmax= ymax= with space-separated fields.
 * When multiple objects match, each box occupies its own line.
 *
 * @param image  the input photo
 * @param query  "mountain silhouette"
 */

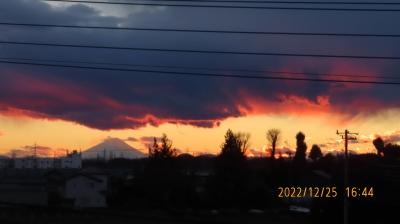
xmin=83 ymin=137 xmax=146 ymax=160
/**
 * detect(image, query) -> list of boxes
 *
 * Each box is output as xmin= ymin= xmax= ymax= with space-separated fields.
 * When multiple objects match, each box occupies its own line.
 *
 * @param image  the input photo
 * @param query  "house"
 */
xmin=46 ymin=169 xmax=108 ymax=208
xmin=63 ymin=172 xmax=108 ymax=208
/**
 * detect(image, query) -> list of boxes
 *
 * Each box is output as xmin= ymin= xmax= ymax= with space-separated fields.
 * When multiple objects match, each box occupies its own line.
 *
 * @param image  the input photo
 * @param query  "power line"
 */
xmin=1 ymin=22 xmax=400 ymax=38
xmin=43 ymin=0 xmax=400 ymax=11
xmin=3 ymin=56 xmax=400 ymax=80
xmin=1 ymin=40 xmax=400 ymax=60
xmin=1 ymin=59 xmax=400 ymax=85
xmin=113 ymin=0 xmax=400 ymax=5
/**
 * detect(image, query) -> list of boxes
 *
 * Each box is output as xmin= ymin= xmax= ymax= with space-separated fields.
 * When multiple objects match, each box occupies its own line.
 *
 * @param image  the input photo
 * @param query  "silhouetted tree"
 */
xmin=309 ymin=144 xmax=323 ymax=162
xmin=216 ymin=130 xmax=249 ymax=176
xmin=292 ymin=132 xmax=308 ymax=182
xmin=267 ymin=128 xmax=281 ymax=160
xmin=373 ymin=137 xmax=385 ymax=157
xmin=212 ymin=129 xmax=250 ymax=208
xmin=143 ymin=134 xmax=180 ymax=208
xmin=219 ymin=129 xmax=249 ymax=158
xmin=373 ymin=137 xmax=400 ymax=158
xmin=293 ymin=132 xmax=308 ymax=163
xmin=149 ymin=134 xmax=177 ymax=160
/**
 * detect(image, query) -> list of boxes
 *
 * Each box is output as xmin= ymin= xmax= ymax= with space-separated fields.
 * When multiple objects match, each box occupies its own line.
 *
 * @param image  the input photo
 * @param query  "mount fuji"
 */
xmin=83 ymin=137 xmax=146 ymax=160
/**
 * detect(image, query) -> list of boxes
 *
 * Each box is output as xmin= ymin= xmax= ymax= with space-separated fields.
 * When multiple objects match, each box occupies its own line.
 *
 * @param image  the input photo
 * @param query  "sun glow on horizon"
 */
xmin=1 ymin=108 xmax=399 ymax=157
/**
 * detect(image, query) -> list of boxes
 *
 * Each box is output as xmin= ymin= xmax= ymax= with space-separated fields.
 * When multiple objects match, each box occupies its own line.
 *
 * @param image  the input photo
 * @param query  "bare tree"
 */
xmin=237 ymin=132 xmax=251 ymax=155
xmin=266 ymin=129 xmax=281 ymax=160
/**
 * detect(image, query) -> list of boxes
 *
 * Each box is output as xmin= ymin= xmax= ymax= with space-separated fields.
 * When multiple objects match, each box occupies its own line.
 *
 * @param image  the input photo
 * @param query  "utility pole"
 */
xmin=337 ymin=130 xmax=358 ymax=224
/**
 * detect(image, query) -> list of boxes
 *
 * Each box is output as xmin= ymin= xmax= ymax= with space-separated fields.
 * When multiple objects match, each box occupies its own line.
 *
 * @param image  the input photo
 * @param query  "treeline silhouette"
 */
xmin=96 ymin=130 xmax=400 ymax=224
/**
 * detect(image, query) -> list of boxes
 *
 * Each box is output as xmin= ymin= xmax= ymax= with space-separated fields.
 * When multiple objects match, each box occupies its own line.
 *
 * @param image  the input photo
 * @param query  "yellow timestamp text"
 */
xmin=345 ymin=187 xmax=374 ymax=198
xmin=277 ymin=187 xmax=338 ymax=198
xmin=277 ymin=186 xmax=374 ymax=198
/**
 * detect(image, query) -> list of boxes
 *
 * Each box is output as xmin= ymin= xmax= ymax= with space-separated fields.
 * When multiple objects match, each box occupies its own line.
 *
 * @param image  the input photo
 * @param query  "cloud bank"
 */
xmin=0 ymin=0 xmax=399 ymax=130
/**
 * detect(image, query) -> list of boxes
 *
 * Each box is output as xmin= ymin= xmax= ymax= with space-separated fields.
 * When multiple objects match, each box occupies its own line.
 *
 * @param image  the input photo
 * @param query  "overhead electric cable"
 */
xmin=3 ymin=56 xmax=400 ymax=80
xmin=1 ymin=40 xmax=400 ymax=60
xmin=114 ymin=0 xmax=400 ymax=5
xmin=1 ymin=22 xmax=399 ymax=38
xmin=1 ymin=59 xmax=400 ymax=85
xmin=42 ymin=0 xmax=400 ymax=12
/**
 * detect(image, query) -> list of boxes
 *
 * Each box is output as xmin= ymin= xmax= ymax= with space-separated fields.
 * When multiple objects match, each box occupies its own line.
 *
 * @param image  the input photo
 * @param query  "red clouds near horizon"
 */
xmin=0 ymin=59 xmax=398 ymax=131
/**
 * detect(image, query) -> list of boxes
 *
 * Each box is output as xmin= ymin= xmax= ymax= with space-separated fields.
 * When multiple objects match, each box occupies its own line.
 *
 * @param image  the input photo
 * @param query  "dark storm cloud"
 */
xmin=0 ymin=0 xmax=399 ymax=130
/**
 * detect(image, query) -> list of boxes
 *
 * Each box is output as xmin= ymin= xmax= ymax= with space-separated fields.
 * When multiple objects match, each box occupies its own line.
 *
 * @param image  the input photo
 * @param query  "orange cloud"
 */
xmin=237 ymin=89 xmax=331 ymax=116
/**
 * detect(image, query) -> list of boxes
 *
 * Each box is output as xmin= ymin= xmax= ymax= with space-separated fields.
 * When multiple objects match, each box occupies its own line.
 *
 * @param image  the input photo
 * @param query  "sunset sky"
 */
xmin=0 ymin=0 xmax=400 ymax=157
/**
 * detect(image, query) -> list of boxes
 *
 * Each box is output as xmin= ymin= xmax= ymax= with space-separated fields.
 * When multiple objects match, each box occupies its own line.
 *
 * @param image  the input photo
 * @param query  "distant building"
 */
xmin=58 ymin=150 xmax=82 ymax=169
xmin=14 ymin=157 xmax=37 ymax=169
xmin=13 ymin=150 xmax=82 ymax=169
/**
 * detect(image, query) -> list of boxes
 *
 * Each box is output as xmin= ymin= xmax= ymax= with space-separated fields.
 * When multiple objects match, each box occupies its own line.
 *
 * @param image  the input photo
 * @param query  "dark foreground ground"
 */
xmin=0 ymin=208 xmax=309 ymax=224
